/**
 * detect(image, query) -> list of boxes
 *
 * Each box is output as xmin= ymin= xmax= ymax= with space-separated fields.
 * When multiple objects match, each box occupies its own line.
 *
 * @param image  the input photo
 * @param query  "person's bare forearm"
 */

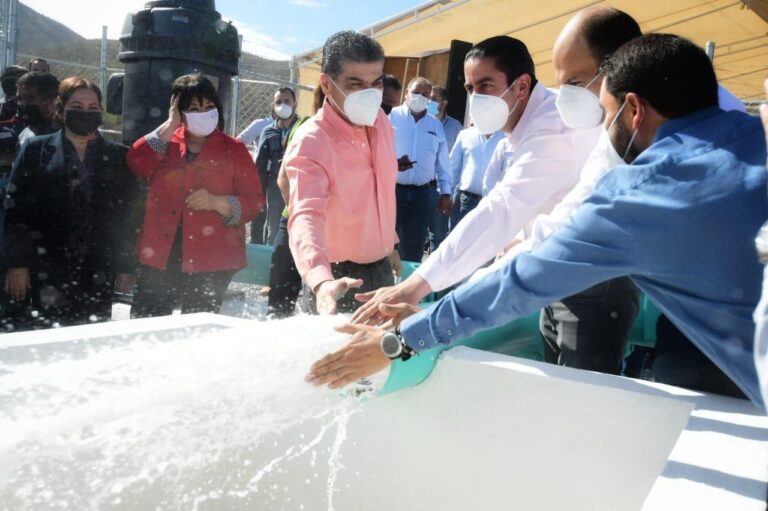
xmin=277 ymin=162 xmax=290 ymax=204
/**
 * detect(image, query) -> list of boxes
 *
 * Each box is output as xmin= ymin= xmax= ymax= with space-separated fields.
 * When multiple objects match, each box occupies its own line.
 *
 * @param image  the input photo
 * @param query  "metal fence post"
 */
xmin=0 ymin=0 xmax=8 ymax=70
xmin=705 ymin=41 xmax=715 ymax=61
xmin=229 ymin=34 xmax=243 ymax=136
xmin=99 ymin=26 xmax=108 ymax=94
xmin=7 ymin=0 xmax=16 ymax=67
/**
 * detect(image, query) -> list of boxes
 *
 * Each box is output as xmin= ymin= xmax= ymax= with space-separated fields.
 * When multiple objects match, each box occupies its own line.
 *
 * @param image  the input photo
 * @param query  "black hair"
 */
xmin=28 ymin=57 xmax=49 ymax=70
xmin=276 ymin=87 xmax=296 ymax=102
xmin=581 ymin=8 xmax=642 ymax=65
xmin=465 ymin=36 xmax=537 ymax=89
xmin=600 ymin=33 xmax=718 ymax=119
xmin=321 ymin=30 xmax=385 ymax=79
xmin=432 ymin=85 xmax=448 ymax=102
xmin=171 ymin=73 xmax=225 ymax=131
xmin=0 ymin=65 xmax=28 ymax=96
xmin=16 ymin=72 xmax=60 ymax=100
xmin=383 ymin=73 xmax=402 ymax=91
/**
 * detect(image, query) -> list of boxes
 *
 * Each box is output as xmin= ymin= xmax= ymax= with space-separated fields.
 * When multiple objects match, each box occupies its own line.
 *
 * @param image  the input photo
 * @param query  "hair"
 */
xmin=432 ymin=85 xmax=448 ymax=102
xmin=1 ymin=65 xmax=28 ymax=96
xmin=28 ymin=57 xmax=48 ymax=70
xmin=601 ymin=33 xmax=718 ymax=119
xmin=581 ymin=8 xmax=642 ymax=65
xmin=312 ymin=85 xmax=325 ymax=113
xmin=406 ymin=76 xmax=432 ymax=92
xmin=16 ymin=72 xmax=60 ymax=100
xmin=54 ymin=76 xmax=103 ymax=125
xmin=171 ymin=73 xmax=225 ymax=131
xmin=465 ymin=36 xmax=537 ymax=89
xmin=321 ymin=30 xmax=385 ymax=79
xmin=276 ymin=86 xmax=296 ymax=102
xmin=383 ymin=73 xmax=402 ymax=91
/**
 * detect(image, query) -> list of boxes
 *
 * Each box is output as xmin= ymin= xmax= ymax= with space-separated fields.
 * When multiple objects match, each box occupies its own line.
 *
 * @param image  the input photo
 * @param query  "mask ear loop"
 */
xmin=622 ymin=102 xmax=643 ymax=162
xmin=584 ymin=73 xmax=601 ymax=89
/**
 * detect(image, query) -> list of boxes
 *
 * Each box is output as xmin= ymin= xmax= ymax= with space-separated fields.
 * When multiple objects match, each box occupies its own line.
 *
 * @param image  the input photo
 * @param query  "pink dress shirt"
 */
xmin=286 ymin=100 xmax=398 ymax=290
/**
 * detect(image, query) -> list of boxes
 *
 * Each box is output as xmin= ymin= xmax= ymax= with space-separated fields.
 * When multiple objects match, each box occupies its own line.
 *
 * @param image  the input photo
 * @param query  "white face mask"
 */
xmin=329 ymin=78 xmax=383 ymax=127
xmin=274 ymin=103 xmax=293 ymax=120
xmin=604 ymin=99 xmax=640 ymax=164
xmin=469 ymin=80 xmax=519 ymax=135
xmin=184 ymin=109 xmax=219 ymax=137
xmin=406 ymin=93 xmax=429 ymax=113
xmin=555 ymin=74 xmax=603 ymax=129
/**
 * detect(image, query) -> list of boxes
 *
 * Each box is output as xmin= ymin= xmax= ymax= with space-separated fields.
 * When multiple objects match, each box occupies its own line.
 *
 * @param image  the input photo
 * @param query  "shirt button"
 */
xmin=418 ymin=340 xmax=426 ymax=347
xmin=188 ymin=258 xmax=194 ymax=263
xmin=189 ymin=212 xmax=194 ymax=216
xmin=446 ymin=329 xmax=453 ymax=336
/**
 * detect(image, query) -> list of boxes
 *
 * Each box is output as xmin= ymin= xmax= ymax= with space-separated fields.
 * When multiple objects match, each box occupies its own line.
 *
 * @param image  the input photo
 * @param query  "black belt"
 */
xmin=331 ymin=257 xmax=389 ymax=271
xmin=460 ymin=189 xmax=482 ymax=200
xmin=396 ymin=179 xmax=436 ymax=189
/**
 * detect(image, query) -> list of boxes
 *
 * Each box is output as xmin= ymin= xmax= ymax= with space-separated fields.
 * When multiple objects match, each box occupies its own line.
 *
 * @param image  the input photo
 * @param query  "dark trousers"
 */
xmin=540 ymin=277 xmax=640 ymax=374
xmin=396 ymin=182 xmax=435 ymax=262
xmin=304 ymin=257 xmax=394 ymax=314
xmin=267 ymin=216 xmax=302 ymax=317
xmin=652 ymin=314 xmax=747 ymax=399
xmin=1 ymin=266 xmax=114 ymax=331
xmin=131 ymin=265 xmax=234 ymax=318
xmin=428 ymin=188 xmax=449 ymax=253
xmin=250 ymin=212 xmax=266 ymax=245
xmin=449 ymin=190 xmax=481 ymax=231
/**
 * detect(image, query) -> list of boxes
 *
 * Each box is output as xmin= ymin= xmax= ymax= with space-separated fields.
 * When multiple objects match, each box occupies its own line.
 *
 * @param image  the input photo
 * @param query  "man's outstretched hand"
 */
xmin=315 ymin=277 xmax=364 ymax=315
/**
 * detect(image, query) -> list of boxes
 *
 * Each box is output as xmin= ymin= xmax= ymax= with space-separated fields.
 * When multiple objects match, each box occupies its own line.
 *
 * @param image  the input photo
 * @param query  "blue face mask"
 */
xmin=427 ymin=100 xmax=440 ymax=117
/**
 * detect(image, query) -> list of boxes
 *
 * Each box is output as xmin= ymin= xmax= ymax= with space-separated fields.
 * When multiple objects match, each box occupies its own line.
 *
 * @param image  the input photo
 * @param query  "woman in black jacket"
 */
xmin=3 ymin=77 xmax=141 ymax=330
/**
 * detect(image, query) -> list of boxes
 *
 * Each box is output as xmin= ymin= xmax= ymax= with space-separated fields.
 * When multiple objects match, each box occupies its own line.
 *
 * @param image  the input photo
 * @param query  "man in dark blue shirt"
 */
xmin=308 ymin=34 xmax=768 ymax=407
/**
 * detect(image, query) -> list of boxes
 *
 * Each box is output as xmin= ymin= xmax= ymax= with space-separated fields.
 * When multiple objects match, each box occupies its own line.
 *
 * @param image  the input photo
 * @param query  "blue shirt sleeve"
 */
xmin=400 ymin=191 xmax=641 ymax=350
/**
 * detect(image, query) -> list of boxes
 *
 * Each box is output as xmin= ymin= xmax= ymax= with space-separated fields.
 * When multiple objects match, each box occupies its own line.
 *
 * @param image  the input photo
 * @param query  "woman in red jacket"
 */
xmin=127 ymin=74 xmax=263 ymax=317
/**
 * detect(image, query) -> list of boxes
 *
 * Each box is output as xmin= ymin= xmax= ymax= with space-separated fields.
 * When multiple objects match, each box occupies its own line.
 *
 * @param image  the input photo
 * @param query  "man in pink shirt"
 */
xmin=285 ymin=31 xmax=399 ymax=314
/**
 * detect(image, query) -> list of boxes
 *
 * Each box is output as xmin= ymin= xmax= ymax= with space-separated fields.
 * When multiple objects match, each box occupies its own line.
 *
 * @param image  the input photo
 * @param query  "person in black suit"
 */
xmin=3 ymin=77 xmax=141 ymax=330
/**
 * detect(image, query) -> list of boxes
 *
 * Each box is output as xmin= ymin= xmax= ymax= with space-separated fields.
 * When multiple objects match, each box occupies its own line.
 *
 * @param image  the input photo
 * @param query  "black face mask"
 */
xmin=381 ymin=103 xmax=393 ymax=115
xmin=65 ymin=110 xmax=102 ymax=136
xmin=18 ymin=103 xmax=45 ymax=126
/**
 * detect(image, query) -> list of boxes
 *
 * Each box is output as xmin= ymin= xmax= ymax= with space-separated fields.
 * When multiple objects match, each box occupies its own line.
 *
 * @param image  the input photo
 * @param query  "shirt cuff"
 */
xmin=305 ymin=264 xmax=335 ymax=292
xmin=222 ymin=195 xmax=241 ymax=226
xmin=400 ymin=306 xmax=443 ymax=352
xmin=145 ymin=129 xmax=169 ymax=153
xmin=415 ymin=256 xmax=452 ymax=293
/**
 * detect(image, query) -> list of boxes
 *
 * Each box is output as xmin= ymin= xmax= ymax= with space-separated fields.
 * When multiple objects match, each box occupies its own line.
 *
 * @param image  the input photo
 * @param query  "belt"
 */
xmin=396 ymin=179 xmax=436 ymax=189
xmin=460 ymin=189 xmax=482 ymax=200
xmin=331 ymin=257 xmax=388 ymax=271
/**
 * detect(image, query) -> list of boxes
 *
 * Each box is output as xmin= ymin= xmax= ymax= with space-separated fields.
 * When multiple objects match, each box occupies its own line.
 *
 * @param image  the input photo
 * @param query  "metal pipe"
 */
xmin=7 ymin=0 xmax=17 ymax=66
xmin=229 ymin=34 xmax=243 ymax=136
xmin=705 ymin=41 xmax=716 ymax=61
xmin=0 ymin=0 xmax=9 ymax=70
xmin=99 ymin=26 xmax=108 ymax=94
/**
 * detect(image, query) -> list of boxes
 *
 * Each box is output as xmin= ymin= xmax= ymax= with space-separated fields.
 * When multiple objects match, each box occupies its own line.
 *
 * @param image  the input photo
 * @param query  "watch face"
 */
xmin=381 ymin=333 xmax=402 ymax=358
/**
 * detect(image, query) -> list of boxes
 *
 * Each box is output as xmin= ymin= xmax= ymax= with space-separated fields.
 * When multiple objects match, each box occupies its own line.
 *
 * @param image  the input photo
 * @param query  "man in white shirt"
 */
xmin=353 ymin=35 xmax=589 ymax=318
xmin=449 ymin=127 xmax=505 ymax=227
xmin=389 ymin=77 xmax=452 ymax=262
xmin=755 ymin=78 xmax=768 ymax=413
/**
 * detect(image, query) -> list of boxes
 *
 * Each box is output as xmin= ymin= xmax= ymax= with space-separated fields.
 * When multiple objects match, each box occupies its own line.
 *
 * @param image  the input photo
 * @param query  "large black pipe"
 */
xmin=114 ymin=0 xmax=240 ymax=146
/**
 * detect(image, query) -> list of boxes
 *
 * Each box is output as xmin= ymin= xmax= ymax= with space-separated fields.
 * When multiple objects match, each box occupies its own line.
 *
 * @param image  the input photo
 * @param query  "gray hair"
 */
xmin=407 ymin=76 xmax=432 ymax=91
xmin=321 ymin=31 xmax=385 ymax=79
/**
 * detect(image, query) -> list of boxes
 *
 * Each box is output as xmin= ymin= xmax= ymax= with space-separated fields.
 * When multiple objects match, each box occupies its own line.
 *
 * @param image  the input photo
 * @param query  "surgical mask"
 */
xmin=555 ymin=74 xmax=602 ymax=129
xmin=605 ymin=99 xmax=640 ymax=163
xmin=469 ymin=80 xmax=519 ymax=135
xmin=184 ymin=109 xmax=219 ymax=137
xmin=329 ymin=78 xmax=383 ymax=127
xmin=595 ymin=128 xmax=626 ymax=169
xmin=427 ymin=100 xmax=440 ymax=117
xmin=18 ymin=103 xmax=45 ymax=126
xmin=406 ymin=93 xmax=429 ymax=113
xmin=65 ymin=110 xmax=102 ymax=136
xmin=275 ymin=103 xmax=293 ymax=120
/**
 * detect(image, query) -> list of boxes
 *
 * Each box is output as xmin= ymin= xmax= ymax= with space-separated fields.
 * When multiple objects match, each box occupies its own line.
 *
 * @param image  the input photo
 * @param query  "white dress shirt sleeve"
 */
xmin=482 ymin=140 xmax=509 ymax=196
xmin=416 ymin=133 xmax=579 ymax=292
xmin=449 ymin=133 xmax=465 ymax=192
xmin=435 ymin=128 xmax=452 ymax=195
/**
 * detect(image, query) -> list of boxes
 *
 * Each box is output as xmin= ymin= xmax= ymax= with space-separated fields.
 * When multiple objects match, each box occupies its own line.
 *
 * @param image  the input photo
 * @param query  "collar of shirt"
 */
xmin=507 ymin=83 xmax=560 ymax=150
xmin=171 ymin=126 xmax=228 ymax=161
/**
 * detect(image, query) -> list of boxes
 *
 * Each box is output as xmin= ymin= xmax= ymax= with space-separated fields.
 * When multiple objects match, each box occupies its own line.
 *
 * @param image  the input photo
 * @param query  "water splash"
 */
xmin=0 ymin=315 xmax=385 ymax=510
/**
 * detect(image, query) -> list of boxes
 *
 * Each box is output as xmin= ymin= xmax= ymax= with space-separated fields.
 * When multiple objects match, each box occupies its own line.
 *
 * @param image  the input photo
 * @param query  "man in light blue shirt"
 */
xmin=449 ymin=127 xmax=505 ymax=228
xmin=307 ymin=34 xmax=768 ymax=407
xmin=389 ymin=77 xmax=452 ymax=262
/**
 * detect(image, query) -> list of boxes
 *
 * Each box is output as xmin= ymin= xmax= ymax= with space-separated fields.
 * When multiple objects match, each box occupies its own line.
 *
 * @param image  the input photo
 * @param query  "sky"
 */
xmin=20 ymin=0 xmax=426 ymax=60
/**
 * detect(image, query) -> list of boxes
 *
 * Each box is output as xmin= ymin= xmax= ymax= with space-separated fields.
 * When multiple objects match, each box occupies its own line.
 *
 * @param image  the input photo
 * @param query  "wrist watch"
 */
xmin=380 ymin=327 xmax=414 ymax=361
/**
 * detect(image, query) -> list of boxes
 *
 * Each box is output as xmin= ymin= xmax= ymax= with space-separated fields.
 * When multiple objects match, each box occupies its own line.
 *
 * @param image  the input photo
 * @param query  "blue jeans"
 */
xmin=449 ymin=190 xmax=482 ymax=231
xmin=396 ymin=182 xmax=434 ymax=262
